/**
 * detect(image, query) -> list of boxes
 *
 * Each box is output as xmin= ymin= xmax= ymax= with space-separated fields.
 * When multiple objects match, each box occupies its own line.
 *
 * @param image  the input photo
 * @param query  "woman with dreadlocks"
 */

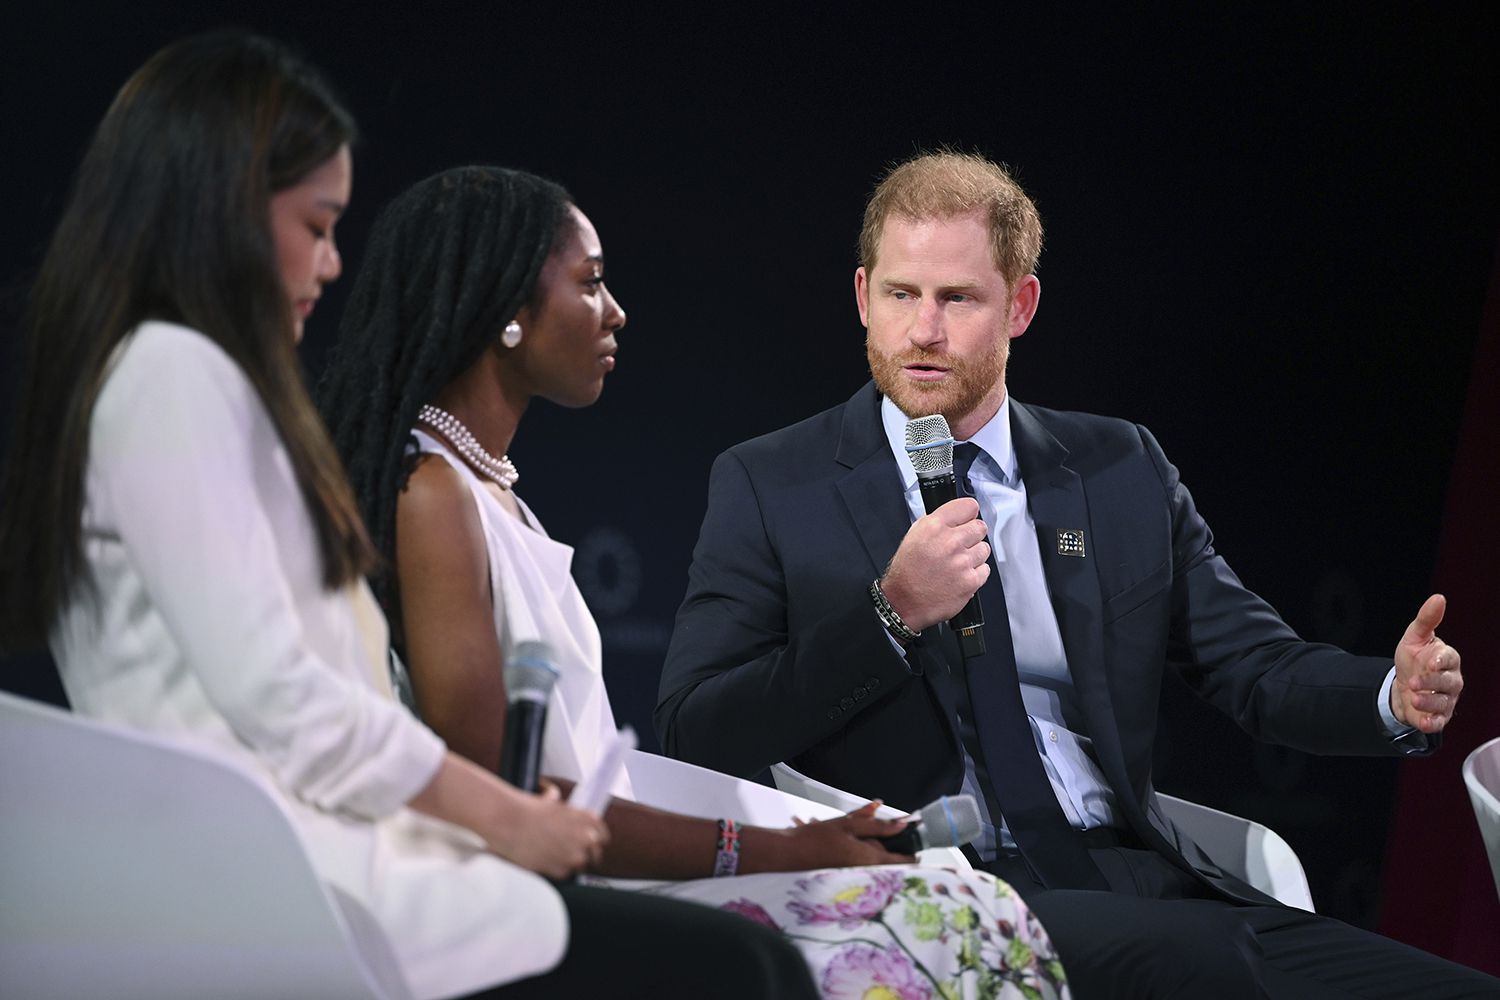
xmin=318 ymin=165 xmax=1070 ymax=1000
xmin=0 ymin=34 xmax=822 ymax=1000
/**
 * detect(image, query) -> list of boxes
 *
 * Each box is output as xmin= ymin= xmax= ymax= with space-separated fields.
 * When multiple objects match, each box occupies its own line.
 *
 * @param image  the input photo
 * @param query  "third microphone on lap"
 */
xmin=878 ymin=794 xmax=983 ymax=854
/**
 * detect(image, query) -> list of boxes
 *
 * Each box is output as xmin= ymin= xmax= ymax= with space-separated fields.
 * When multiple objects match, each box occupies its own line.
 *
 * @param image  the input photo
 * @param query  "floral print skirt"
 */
xmin=608 ymin=865 xmax=1069 ymax=1000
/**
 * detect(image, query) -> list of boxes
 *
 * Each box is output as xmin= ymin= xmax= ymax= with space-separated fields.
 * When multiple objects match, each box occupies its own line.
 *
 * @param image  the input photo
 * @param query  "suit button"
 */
xmin=853 ymin=686 xmax=867 ymax=701
xmin=828 ymin=707 xmax=842 ymax=720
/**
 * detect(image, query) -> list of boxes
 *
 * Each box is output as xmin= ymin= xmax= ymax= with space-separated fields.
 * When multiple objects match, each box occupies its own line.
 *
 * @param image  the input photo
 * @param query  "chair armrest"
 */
xmin=1158 ymin=793 xmax=1314 ymax=911
xmin=623 ymin=751 xmax=970 ymax=869
xmin=625 ymin=750 xmax=844 ymax=825
xmin=1462 ymin=736 xmax=1500 ymax=905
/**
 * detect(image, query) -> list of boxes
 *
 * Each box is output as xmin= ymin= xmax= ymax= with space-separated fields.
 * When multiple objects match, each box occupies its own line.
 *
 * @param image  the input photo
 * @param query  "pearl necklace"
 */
xmin=416 ymin=404 xmax=519 ymax=490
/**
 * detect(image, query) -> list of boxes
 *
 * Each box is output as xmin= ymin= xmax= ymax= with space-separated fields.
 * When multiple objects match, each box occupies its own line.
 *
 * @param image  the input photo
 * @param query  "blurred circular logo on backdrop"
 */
xmin=574 ymin=526 xmax=644 ymax=618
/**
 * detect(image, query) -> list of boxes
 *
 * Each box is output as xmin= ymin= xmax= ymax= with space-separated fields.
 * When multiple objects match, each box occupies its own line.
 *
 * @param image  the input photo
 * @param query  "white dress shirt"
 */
xmin=881 ymin=396 xmax=1120 ymax=855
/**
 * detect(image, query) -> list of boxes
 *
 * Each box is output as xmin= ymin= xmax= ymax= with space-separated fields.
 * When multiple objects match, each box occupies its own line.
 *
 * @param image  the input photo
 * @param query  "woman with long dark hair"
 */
xmin=0 ymin=33 xmax=820 ymax=1000
xmin=318 ymin=165 xmax=1070 ymax=1000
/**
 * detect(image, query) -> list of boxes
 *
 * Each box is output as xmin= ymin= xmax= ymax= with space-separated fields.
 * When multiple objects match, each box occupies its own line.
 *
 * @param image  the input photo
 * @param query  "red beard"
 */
xmin=865 ymin=336 xmax=1008 ymax=429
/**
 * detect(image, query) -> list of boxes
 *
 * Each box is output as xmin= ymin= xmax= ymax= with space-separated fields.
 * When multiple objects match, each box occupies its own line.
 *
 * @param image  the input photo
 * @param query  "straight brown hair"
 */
xmin=0 ymin=31 xmax=376 ymax=650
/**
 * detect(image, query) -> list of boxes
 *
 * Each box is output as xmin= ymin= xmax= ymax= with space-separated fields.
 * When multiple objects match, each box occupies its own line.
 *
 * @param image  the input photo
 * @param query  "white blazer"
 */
xmin=51 ymin=321 xmax=566 ymax=1000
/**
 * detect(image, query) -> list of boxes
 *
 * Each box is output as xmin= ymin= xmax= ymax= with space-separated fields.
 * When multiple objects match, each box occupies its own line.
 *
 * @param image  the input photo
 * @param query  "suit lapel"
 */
xmin=832 ymin=383 xmax=910 ymax=581
xmin=1010 ymin=401 xmax=1131 ymax=796
xmin=834 ymin=383 xmax=961 ymax=718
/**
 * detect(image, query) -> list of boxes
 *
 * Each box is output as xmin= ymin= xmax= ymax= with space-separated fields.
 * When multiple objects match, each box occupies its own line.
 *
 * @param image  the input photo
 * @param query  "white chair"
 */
xmin=1156 ymin=792 xmax=1313 ymax=911
xmin=771 ymin=760 xmax=1314 ymax=910
xmin=0 ymin=690 xmax=411 ymax=1000
xmin=1462 ymin=736 xmax=1500 ymax=903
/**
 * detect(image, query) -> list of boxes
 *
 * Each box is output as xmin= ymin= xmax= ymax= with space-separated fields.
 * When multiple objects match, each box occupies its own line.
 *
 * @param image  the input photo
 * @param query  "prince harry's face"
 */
xmin=856 ymin=210 xmax=1037 ymax=441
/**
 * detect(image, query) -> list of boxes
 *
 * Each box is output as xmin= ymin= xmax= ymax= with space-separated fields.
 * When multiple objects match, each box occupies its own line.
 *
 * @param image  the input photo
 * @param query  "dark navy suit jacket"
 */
xmin=657 ymin=381 xmax=1415 ymax=896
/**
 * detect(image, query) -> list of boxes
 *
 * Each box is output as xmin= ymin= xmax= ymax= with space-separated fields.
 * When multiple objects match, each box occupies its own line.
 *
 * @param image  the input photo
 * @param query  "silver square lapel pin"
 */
xmin=1056 ymin=529 xmax=1086 ymax=558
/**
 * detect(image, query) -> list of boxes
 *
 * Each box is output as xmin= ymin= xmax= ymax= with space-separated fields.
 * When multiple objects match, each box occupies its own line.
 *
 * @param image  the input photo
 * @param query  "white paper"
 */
xmin=569 ymin=726 xmax=636 ymax=816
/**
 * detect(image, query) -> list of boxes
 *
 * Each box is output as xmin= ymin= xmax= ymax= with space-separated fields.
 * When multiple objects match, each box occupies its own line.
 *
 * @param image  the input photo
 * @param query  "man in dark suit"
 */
xmin=656 ymin=151 xmax=1494 ymax=997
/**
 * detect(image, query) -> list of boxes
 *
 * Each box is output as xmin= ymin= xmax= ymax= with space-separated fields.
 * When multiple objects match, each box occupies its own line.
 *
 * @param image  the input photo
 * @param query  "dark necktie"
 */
xmin=952 ymin=443 xmax=1106 ymax=890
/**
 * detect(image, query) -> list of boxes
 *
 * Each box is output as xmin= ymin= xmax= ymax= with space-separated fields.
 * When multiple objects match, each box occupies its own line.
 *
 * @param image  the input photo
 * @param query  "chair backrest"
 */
xmin=768 ymin=762 xmax=972 ymax=869
xmin=0 ymin=691 xmax=411 ymax=1000
xmin=1462 ymin=736 xmax=1500 ymax=903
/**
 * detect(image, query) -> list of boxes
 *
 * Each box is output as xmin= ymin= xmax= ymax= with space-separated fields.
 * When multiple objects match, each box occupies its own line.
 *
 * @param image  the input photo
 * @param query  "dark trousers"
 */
xmin=455 ymin=882 xmax=818 ymax=1000
xmin=982 ymin=841 xmax=1500 ymax=1000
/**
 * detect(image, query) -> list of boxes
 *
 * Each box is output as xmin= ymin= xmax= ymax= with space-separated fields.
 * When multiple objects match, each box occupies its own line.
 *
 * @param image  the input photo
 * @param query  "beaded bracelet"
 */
xmin=713 ymin=818 xmax=741 ymax=877
xmin=869 ymin=578 xmax=921 ymax=643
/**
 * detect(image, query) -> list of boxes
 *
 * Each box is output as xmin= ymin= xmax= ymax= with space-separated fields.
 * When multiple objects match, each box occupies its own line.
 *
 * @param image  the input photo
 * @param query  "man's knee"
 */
xmin=1027 ymin=891 xmax=1264 ymax=1000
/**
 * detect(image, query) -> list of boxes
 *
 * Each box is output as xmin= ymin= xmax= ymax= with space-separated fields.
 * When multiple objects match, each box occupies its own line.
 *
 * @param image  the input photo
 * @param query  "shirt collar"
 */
xmin=879 ymin=394 xmax=1018 ymax=491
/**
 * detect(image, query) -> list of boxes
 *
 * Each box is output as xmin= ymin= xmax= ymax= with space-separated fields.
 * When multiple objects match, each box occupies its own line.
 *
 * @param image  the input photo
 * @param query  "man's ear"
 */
xmin=1008 ymin=274 xmax=1041 ymax=340
xmin=854 ymin=266 xmax=871 ymax=328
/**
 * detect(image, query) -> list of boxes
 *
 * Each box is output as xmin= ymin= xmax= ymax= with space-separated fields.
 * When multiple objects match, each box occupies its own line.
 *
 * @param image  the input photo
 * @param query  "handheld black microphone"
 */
xmin=498 ymin=641 xmax=558 ymax=793
xmin=878 ymin=794 xmax=983 ymax=854
xmin=905 ymin=414 xmax=986 ymax=658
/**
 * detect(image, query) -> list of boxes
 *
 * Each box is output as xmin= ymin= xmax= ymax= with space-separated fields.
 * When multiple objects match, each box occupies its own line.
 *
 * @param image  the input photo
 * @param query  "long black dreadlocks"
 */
xmin=316 ymin=166 xmax=572 ymax=619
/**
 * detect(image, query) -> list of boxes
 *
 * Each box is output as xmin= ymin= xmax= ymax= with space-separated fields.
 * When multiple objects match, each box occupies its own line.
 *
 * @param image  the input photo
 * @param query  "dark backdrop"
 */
xmin=3 ymin=1 xmax=1498 ymax=949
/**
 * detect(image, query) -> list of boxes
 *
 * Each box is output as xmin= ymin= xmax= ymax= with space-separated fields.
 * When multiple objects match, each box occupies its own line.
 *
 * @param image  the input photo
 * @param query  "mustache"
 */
xmin=889 ymin=348 xmax=961 ymax=370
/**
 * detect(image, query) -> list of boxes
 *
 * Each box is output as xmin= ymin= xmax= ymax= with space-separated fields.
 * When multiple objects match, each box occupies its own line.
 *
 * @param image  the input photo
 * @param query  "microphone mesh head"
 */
xmin=918 ymin=794 xmax=983 ymax=848
xmin=904 ymin=414 xmax=954 ymax=477
xmin=504 ymin=640 xmax=560 ymax=703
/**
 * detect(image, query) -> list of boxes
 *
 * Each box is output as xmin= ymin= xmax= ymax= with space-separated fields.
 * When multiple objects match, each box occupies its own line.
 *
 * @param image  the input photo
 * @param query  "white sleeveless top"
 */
xmin=411 ymin=429 xmax=632 ymax=798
